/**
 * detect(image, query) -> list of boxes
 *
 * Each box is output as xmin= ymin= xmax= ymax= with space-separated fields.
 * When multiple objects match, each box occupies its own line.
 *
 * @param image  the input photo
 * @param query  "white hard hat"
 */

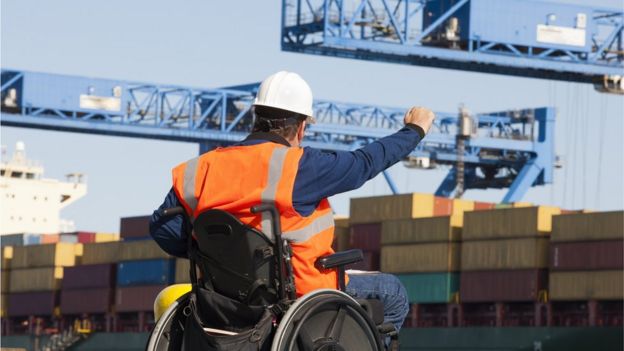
xmin=253 ymin=71 xmax=314 ymax=118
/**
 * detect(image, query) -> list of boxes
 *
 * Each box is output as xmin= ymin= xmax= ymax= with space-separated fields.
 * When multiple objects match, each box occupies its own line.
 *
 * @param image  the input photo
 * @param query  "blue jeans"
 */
xmin=345 ymin=272 xmax=409 ymax=332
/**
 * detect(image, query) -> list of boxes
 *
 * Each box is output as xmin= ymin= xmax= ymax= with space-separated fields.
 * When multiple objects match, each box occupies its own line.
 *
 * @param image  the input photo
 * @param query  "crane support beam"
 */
xmin=282 ymin=0 xmax=623 ymax=85
xmin=1 ymin=70 xmax=555 ymax=201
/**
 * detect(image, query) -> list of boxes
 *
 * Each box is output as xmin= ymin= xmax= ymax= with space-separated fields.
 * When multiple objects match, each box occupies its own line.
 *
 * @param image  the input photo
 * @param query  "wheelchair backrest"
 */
xmin=191 ymin=209 xmax=279 ymax=306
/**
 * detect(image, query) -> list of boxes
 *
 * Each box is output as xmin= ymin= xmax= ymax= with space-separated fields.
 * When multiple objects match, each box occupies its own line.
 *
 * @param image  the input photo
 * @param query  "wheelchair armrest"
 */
xmin=316 ymin=249 xmax=363 ymax=270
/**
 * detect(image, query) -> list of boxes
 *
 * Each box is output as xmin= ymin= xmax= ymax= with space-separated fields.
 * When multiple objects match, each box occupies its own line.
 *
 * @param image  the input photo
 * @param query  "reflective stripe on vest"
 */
xmin=183 ymin=156 xmax=200 ymax=217
xmin=283 ymin=211 xmax=334 ymax=243
xmin=259 ymin=147 xmax=289 ymax=241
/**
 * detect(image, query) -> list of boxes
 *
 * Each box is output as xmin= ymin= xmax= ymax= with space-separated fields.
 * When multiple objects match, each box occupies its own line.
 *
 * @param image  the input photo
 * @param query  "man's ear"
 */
xmin=297 ymin=121 xmax=306 ymax=142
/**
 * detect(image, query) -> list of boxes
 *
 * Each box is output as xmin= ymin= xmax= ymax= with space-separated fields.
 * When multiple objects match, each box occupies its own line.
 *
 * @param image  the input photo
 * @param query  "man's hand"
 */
xmin=404 ymin=107 xmax=435 ymax=134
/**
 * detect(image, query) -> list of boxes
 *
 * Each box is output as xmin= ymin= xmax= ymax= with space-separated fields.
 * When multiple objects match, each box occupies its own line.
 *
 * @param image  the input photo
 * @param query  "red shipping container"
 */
xmin=350 ymin=223 xmax=381 ymax=252
xmin=116 ymin=285 xmax=166 ymax=312
xmin=474 ymin=202 xmax=495 ymax=211
xmin=77 ymin=232 xmax=97 ymax=243
xmin=62 ymin=264 xmax=116 ymax=290
xmin=40 ymin=234 xmax=60 ymax=244
xmin=347 ymin=251 xmax=380 ymax=271
xmin=7 ymin=291 xmax=58 ymax=317
xmin=460 ymin=270 xmax=547 ymax=302
xmin=434 ymin=197 xmax=453 ymax=216
xmin=61 ymin=288 xmax=113 ymax=314
xmin=120 ymin=216 xmax=151 ymax=239
xmin=550 ymin=240 xmax=623 ymax=271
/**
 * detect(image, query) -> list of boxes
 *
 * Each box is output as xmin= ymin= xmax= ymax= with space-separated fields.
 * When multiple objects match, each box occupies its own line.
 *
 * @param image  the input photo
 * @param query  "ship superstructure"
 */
xmin=0 ymin=142 xmax=86 ymax=235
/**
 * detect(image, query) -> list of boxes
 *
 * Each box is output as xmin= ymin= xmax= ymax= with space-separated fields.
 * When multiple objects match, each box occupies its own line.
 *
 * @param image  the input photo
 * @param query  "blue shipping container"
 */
xmin=117 ymin=259 xmax=175 ymax=287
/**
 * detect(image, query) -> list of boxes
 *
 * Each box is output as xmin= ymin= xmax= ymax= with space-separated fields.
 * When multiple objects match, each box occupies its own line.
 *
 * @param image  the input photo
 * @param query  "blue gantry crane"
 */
xmin=0 ymin=70 xmax=554 ymax=201
xmin=281 ymin=0 xmax=624 ymax=93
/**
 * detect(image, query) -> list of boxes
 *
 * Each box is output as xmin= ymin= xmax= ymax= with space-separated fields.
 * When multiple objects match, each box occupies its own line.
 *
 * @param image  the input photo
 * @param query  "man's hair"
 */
xmin=252 ymin=105 xmax=306 ymax=140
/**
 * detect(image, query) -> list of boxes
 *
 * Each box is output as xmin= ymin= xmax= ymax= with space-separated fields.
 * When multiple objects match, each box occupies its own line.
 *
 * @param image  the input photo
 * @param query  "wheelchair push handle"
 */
xmin=160 ymin=206 xmax=185 ymax=217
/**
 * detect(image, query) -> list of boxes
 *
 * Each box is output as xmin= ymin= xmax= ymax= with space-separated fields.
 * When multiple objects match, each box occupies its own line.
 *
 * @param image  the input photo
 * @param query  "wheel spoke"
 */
xmin=328 ymin=307 xmax=347 ymax=341
xmin=296 ymin=325 xmax=315 ymax=351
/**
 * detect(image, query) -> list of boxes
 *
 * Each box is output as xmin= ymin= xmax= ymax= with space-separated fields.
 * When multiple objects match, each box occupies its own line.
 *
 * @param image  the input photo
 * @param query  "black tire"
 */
xmin=145 ymin=293 xmax=190 ymax=351
xmin=271 ymin=289 xmax=383 ymax=351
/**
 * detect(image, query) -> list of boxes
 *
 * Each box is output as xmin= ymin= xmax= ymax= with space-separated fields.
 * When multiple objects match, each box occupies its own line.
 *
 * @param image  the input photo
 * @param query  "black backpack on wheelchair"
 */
xmin=146 ymin=204 xmax=399 ymax=351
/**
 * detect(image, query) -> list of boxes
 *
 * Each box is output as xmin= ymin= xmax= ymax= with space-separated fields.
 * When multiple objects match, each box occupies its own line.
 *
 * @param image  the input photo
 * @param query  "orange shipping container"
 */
xmin=40 ymin=234 xmax=60 ymax=244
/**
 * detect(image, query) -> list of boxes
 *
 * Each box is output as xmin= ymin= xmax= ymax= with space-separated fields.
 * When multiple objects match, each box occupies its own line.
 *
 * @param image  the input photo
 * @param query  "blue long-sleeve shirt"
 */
xmin=150 ymin=124 xmax=425 ymax=257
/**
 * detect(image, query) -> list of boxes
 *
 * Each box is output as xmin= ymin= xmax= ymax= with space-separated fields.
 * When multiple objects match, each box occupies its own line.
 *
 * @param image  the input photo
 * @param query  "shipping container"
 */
xmin=461 ymin=238 xmax=549 ymax=271
xmin=397 ymin=272 xmax=459 ymax=303
xmin=549 ymin=270 xmax=623 ymax=301
xmin=1 ymin=270 xmax=9 ymax=293
xmin=175 ymin=258 xmax=190 ymax=284
xmin=0 ymin=293 xmax=6 ymax=317
xmin=119 ymin=239 xmax=169 ymax=261
xmin=81 ymin=242 xmax=121 ymax=264
xmin=334 ymin=217 xmax=349 ymax=228
xmin=463 ymin=207 xmax=560 ymax=241
xmin=347 ymin=251 xmax=379 ymax=271
xmin=381 ymin=243 xmax=459 ymax=273
xmin=474 ymin=202 xmax=495 ymax=211
xmin=433 ymin=197 xmax=453 ymax=216
xmin=120 ymin=216 xmax=151 ymax=239
xmin=9 ymin=267 xmax=63 ymax=292
xmin=77 ymin=232 xmax=97 ymax=243
xmin=117 ymin=259 xmax=174 ymax=286
xmin=350 ymin=193 xmax=436 ymax=224
xmin=2 ymin=246 xmax=12 ymax=268
xmin=95 ymin=232 xmax=120 ymax=242
xmin=62 ymin=264 xmax=116 ymax=290
xmin=1 ymin=233 xmax=24 ymax=247
xmin=7 ymin=291 xmax=58 ymax=317
xmin=450 ymin=199 xmax=475 ymax=226
xmin=11 ymin=243 xmax=77 ymax=269
xmin=40 ymin=234 xmax=60 ymax=244
xmin=332 ymin=226 xmax=350 ymax=252
xmin=61 ymin=288 xmax=113 ymax=314
xmin=551 ymin=211 xmax=624 ymax=242
xmin=23 ymin=234 xmax=41 ymax=245
xmin=116 ymin=285 xmax=166 ymax=312
xmin=350 ymin=223 xmax=381 ymax=251
xmin=460 ymin=269 xmax=547 ymax=302
xmin=381 ymin=216 xmax=460 ymax=244
xmin=550 ymin=240 xmax=623 ymax=271
xmin=59 ymin=233 xmax=78 ymax=243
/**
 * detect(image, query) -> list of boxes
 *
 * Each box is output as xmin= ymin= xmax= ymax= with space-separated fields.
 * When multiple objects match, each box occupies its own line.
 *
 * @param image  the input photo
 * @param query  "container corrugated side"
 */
xmin=2 ymin=246 xmax=13 ymax=268
xmin=549 ymin=270 xmax=623 ymax=300
xmin=95 ymin=232 xmax=120 ymax=242
xmin=350 ymin=193 xmax=435 ymax=224
xmin=116 ymin=285 xmax=166 ymax=312
xmin=1 ymin=234 xmax=24 ymax=247
xmin=11 ymin=243 xmax=77 ymax=268
xmin=450 ymin=199 xmax=475 ymax=227
xmin=81 ymin=242 xmax=121 ymax=264
xmin=461 ymin=238 xmax=549 ymax=270
xmin=62 ymin=264 xmax=116 ymax=290
xmin=7 ymin=291 xmax=58 ymax=316
xmin=9 ymin=267 xmax=63 ymax=292
xmin=119 ymin=239 xmax=169 ymax=261
xmin=460 ymin=269 xmax=547 ymax=302
xmin=381 ymin=243 xmax=459 ymax=273
xmin=332 ymin=226 xmax=350 ymax=252
xmin=550 ymin=240 xmax=623 ymax=270
xmin=120 ymin=216 xmax=151 ymax=239
xmin=347 ymin=251 xmax=379 ymax=271
xmin=1 ymin=270 xmax=9 ymax=293
xmin=551 ymin=211 xmax=624 ymax=242
xmin=0 ymin=293 xmax=6 ymax=317
xmin=117 ymin=259 xmax=174 ymax=286
xmin=350 ymin=223 xmax=381 ymax=251
xmin=40 ymin=234 xmax=60 ymax=244
xmin=397 ymin=272 xmax=459 ymax=303
xmin=463 ymin=207 xmax=560 ymax=240
xmin=381 ymin=216 xmax=460 ymax=244
xmin=61 ymin=288 xmax=113 ymax=314
xmin=175 ymin=258 xmax=190 ymax=284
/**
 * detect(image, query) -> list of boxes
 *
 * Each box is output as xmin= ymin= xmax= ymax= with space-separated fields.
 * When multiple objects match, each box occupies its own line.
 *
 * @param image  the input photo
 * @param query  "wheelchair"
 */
xmin=146 ymin=204 xmax=399 ymax=350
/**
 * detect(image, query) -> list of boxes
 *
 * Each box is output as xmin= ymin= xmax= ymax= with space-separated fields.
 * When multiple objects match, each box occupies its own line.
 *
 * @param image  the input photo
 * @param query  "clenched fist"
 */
xmin=404 ymin=107 xmax=435 ymax=134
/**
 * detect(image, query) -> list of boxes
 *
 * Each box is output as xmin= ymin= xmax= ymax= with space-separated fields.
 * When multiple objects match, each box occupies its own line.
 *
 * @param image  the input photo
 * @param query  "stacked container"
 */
xmin=6 ymin=243 xmax=80 ymax=317
xmin=460 ymin=206 xmax=560 ymax=303
xmin=61 ymin=264 xmax=116 ymax=315
xmin=350 ymin=194 xmax=475 ymax=271
xmin=115 ymin=240 xmax=172 ymax=313
xmin=120 ymin=216 xmax=151 ymax=240
xmin=549 ymin=211 xmax=623 ymax=317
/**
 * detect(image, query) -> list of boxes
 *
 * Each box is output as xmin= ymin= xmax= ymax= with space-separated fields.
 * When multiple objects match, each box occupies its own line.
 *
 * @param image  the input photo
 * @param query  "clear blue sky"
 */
xmin=2 ymin=0 xmax=623 ymax=232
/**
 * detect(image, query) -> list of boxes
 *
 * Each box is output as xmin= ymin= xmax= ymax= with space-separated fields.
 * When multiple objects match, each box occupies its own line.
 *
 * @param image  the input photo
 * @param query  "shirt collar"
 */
xmin=243 ymin=132 xmax=291 ymax=147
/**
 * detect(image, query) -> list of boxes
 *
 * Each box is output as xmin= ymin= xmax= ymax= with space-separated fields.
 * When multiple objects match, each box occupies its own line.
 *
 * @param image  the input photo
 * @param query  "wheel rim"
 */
xmin=145 ymin=293 xmax=190 ymax=351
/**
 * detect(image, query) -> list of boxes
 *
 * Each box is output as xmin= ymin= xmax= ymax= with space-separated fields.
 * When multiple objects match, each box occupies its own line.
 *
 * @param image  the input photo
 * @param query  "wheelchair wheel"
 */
xmin=145 ymin=292 xmax=190 ymax=351
xmin=271 ymin=289 xmax=384 ymax=351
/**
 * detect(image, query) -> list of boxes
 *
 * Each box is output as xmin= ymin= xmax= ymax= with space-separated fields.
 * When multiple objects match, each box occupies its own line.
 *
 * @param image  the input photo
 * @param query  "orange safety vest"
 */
xmin=172 ymin=141 xmax=339 ymax=296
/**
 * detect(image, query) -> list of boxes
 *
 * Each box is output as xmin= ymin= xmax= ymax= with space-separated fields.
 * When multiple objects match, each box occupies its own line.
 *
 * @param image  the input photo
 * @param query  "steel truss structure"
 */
xmin=1 ymin=70 xmax=554 ymax=201
xmin=281 ymin=0 xmax=623 ymax=85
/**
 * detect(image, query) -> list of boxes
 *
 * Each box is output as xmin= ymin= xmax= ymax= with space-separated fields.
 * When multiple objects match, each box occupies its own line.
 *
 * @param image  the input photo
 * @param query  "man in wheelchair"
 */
xmin=149 ymin=71 xmax=435 ymax=350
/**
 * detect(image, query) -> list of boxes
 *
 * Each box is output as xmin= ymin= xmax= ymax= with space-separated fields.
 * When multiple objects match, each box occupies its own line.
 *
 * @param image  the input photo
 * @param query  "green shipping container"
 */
xmin=397 ymin=273 xmax=459 ymax=303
